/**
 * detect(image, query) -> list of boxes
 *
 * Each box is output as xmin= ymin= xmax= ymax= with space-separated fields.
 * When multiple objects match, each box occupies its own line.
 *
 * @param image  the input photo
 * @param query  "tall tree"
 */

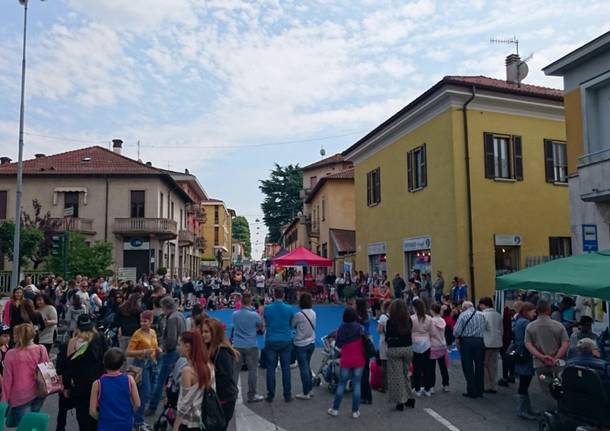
xmin=259 ymin=163 xmax=303 ymax=243
xmin=21 ymin=199 xmax=62 ymax=269
xmin=232 ymin=215 xmax=251 ymax=257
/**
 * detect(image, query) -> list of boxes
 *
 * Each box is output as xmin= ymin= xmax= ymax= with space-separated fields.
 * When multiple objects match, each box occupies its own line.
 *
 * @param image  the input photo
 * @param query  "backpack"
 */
xmin=201 ymin=387 xmax=226 ymax=431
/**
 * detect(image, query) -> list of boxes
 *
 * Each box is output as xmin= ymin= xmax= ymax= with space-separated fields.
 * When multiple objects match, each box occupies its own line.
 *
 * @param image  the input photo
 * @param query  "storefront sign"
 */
xmin=124 ymin=238 xmax=150 ymax=250
xmin=582 ymin=224 xmax=598 ymax=252
xmin=117 ymin=267 xmax=137 ymax=282
xmin=494 ymin=234 xmax=522 ymax=246
xmin=403 ymin=235 xmax=432 ymax=252
xmin=367 ymin=242 xmax=387 ymax=255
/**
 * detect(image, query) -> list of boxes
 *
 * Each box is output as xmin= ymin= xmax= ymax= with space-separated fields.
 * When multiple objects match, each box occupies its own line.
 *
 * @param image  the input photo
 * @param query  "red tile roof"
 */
xmin=302 ymin=153 xmax=351 ymax=171
xmin=0 ymin=146 xmax=161 ymax=175
xmin=305 ymin=168 xmax=354 ymax=203
xmin=343 ymin=75 xmax=563 ymax=156
xmin=330 ymin=229 xmax=356 ymax=254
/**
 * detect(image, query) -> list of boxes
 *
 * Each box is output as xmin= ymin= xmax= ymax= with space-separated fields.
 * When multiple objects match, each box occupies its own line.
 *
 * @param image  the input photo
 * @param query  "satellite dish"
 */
xmin=518 ymin=61 xmax=529 ymax=82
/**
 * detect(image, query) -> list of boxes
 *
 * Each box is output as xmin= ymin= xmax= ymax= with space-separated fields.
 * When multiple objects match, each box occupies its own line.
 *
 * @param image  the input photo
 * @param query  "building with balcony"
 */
xmin=544 ymin=31 xmax=610 ymax=255
xmin=0 ymin=142 xmax=199 ymax=279
xmin=200 ymin=199 xmax=233 ymax=268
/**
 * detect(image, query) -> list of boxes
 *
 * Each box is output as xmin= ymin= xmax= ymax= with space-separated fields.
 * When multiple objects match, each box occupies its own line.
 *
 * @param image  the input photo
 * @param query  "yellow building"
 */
xmin=200 ymin=199 xmax=233 ymax=268
xmin=343 ymin=72 xmax=570 ymax=300
xmin=304 ymin=169 xmax=355 ymax=274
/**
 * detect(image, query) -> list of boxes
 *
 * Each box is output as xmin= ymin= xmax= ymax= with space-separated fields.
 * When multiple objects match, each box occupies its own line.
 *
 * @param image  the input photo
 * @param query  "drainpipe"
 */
xmin=104 ymin=176 xmax=109 ymax=241
xmin=463 ymin=85 xmax=477 ymax=301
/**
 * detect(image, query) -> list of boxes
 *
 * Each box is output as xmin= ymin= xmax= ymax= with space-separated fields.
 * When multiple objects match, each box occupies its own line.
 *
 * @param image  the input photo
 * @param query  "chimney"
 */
xmin=0 ymin=157 xmax=12 ymax=165
xmin=112 ymin=139 xmax=123 ymax=155
xmin=506 ymin=54 xmax=522 ymax=84
xmin=145 ymin=161 xmax=152 ymax=167
xmin=184 ymin=168 xmax=189 ymax=175
xmin=34 ymin=153 xmax=45 ymax=159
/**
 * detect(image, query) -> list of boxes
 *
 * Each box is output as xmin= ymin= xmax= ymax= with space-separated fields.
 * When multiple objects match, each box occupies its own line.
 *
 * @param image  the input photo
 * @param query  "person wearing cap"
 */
xmin=146 ymin=296 xmax=185 ymax=416
xmin=63 ymin=314 xmax=108 ymax=431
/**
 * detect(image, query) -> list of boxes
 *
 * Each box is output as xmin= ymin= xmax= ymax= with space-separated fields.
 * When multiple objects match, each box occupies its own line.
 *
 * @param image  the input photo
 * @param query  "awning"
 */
xmin=496 ymin=250 xmax=610 ymax=300
xmin=272 ymin=246 xmax=332 ymax=267
xmin=330 ymin=229 xmax=356 ymax=255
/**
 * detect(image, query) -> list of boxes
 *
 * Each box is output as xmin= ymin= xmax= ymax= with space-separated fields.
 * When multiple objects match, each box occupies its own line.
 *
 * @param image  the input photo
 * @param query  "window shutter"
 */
xmin=0 ymin=191 xmax=6 ymax=219
xmin=543 ymin=139 xmax=554 ymax=183
xmin=374 ymin=168 xmax=381 ymax=204
xmin=484 ymin=133 xmax=495 ymax=178
xmin=407 ymin=150 xmax=413 ymax=191
xmin=513 ymin=135 xmax=523 ymax=180
xmin=366 ymin=172 xmax=372 ymax=206
xmin=421 ymin=144 xmax=427 ymax=187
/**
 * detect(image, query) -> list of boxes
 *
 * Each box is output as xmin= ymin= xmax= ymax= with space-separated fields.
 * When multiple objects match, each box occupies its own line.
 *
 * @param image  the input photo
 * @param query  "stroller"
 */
xmin=313 ymin=331 xmax=349 ymax=394
xmin=153 ymin=366 xmax=181 ymax=431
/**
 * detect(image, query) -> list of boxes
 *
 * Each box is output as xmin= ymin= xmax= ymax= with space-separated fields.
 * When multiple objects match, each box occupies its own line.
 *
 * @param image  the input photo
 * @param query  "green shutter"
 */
xmin=513 ymin=135 xmax=523 ymax=180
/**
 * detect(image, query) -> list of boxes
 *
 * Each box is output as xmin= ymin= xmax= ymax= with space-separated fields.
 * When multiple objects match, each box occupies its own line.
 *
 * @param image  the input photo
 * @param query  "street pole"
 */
xmin=10 ymin=0 xmax=29 ymax=291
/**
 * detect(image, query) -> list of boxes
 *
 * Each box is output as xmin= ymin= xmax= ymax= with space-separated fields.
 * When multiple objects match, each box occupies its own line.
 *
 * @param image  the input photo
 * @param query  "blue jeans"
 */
xmin=264 ymin=341 xmax=293 ymax=400
xmin=295 ymin=343 xmax=315 ymax=395
xmin=134 ymin=359 xmax=157 ymax=424
xmin=148 ymin=349 xmax=179 ymax=411
xmin=7 ymin=397 xmax=45 ymax=428
xmin=332 ymin=367 xmax=363 ymax=413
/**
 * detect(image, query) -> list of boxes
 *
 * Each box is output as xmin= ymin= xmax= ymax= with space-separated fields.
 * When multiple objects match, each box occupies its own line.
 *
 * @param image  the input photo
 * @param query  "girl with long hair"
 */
xmin=355 ymin=298 xmax=373 ymax=404
xmin=173 ymin=331 xmax=214 ymax=431
xmin=35 ymin=293 xmax=58 ymax=353
xmin=410 ymin=299 xmax=434 ymax=397
xmin=114 ymin=293 xmax=142 ymax=352
xmin=386 ymin=299 xmax=415 ymax=410
xmin=197 ymin=317 xmax=239 ymax=430
xmin=2 ymin=287 xmax=25 ymax=330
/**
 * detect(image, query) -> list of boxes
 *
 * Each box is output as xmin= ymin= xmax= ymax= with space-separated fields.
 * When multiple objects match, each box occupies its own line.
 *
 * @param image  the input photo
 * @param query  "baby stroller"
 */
xmin=313 ymin=331 xmax=349 ymax=394
xmin=153 ymin=368 xmax=181 ymax=431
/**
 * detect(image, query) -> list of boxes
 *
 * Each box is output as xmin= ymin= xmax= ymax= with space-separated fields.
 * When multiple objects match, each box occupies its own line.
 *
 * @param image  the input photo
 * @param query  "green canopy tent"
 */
xmin=496 ymin=250 xmax=610 ymax=301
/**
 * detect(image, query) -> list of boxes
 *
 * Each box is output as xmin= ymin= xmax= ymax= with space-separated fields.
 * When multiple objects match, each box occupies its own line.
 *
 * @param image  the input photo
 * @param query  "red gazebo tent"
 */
xmin=272 ymin=246 xmax=332 ymax=267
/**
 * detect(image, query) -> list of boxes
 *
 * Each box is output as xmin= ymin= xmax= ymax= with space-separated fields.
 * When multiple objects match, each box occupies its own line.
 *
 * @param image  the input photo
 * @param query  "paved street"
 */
xmin=39 ymin=348 xmax=541 ymax=431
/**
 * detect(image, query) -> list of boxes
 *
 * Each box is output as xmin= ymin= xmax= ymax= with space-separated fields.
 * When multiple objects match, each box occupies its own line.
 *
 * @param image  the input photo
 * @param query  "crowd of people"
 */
xmin=0 ymin=268 xmax=607 ymax=429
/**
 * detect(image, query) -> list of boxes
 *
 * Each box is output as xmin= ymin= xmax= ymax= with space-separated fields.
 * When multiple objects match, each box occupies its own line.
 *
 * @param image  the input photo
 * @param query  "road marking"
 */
xmin=424 ymin=408 xmax=461 ymax=431
xmin=234 ymin=377 xmax=288 ymax=431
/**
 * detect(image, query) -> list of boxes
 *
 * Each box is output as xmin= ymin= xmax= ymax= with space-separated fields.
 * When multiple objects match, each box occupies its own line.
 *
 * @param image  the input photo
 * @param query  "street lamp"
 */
xmin=11 ymin=0 xmax=44 ymax=290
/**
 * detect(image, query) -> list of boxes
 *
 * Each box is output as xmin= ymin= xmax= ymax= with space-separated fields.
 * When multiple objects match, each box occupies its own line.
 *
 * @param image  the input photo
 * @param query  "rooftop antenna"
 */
xmin=490 ymin=35 xmax=519 ymax=56
xmin=137 ymin=140 xmax=141 ymax=160
xmin=490 ymin=36 xmax=531 ymax=87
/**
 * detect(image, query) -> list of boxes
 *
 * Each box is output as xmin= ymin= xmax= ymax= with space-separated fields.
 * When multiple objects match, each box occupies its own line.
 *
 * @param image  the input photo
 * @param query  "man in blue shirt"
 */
xmin=232 ymin=293 xmax=265 ymax=403
xmin=263 ymin=287 xmax=295 ymax=402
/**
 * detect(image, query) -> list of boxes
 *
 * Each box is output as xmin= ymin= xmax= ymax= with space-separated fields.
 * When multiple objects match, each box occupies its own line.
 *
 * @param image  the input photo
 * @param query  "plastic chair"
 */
xmin=16 ymin=412 xmax=48 ymax=431
xmin=0 ymin=402 xmax=8 ymax=431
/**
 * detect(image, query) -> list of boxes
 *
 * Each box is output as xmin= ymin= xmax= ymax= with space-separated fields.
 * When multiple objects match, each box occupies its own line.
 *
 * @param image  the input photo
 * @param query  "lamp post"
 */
xmin=11 ymin=0 xmax=42 ymax=290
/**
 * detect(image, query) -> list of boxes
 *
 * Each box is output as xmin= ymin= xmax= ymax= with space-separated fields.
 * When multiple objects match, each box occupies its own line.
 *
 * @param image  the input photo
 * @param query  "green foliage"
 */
xmin=232 ymin=215 xmax=251 ymax=257
xmin=259 ymin=163 xmax=303 ymax=243
xmin=0 ymin=220 xmax=44 ymax=267
xmin=157 ymin=266 xmax=168 ymax=276
xmin=21 ymin=199 xmax=62 ymax=269
xmin=46 ymin=233 xmax=113 ymax=278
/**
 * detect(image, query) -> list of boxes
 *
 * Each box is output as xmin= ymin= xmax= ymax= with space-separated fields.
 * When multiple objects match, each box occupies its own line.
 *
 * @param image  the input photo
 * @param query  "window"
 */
xmin=130 ymin=191 xmax=145 ymax=218
xmin=310 ymin=176 xmax=317 ymax=188
xmin=0 ymin=191 xmax=7 ymax=219
xmin=214 ymin=226 xmax=219 ymax=245
xmin=544 ymin=140 xmax=568 ymax=183
xmin=316 ymin=204 xmax=320 ymax=229
xmin=484 ymin=133 xmax=523 ymax=180
xmin=170 ymin=201 xmax=174 ymax=220
xmin=64 ymin=192 xmax=80 ymax=217
xmin=179 ymin=209 xmax=183 ymax=229
xmin=321 ymin=197 xmax=325 ymax=221
xmin=549 ymin=236 xmax=572 ymax=257
xmin=366 ymin=168 xmax=381 ymax=206
xmin=322 ymin=243 xmax=328 ymax=258
xmin=407 ymin=144 xmax=427 ymax=191
xmin=214 ymin=206 xmax=219 ymax=224
xmin=160 ymin=193 xmax=164 ymax=218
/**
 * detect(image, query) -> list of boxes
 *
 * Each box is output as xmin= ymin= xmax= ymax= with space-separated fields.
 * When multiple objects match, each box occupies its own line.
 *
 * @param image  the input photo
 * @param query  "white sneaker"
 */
xmin=442 ymin=386 xmax=449 ymax=393
xmin=352 ymin=411 xmax=361 ymax=419
xmin=248 ymin=394 xmax=265 ymax=403
xmin=415 ymin=389 xmax=423 ymax=397
xmin=424 ymin=389 xmax=432 ymax=397
xmin=429 ymin=388 xmax=435 ymax=394
xmin=327 ymin=408 xmax=338 ymax=417
xmin=296 ymin=393 xmax=312 ymax=400
xmin=290 ymin=362 xmax=298 ymax=369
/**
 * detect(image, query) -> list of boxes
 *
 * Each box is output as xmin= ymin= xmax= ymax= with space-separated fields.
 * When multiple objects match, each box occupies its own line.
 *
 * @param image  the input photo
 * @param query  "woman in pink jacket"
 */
xmin=430 ymin=304 xmax=450 ymax=392
xmin=2 ymin=323 xmax=49 ymax=427
xmin=410 ymin=299 xmax=434 ymax=397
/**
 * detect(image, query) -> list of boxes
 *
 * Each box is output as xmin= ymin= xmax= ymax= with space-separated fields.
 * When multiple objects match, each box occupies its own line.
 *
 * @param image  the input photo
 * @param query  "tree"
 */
xmin=0 ymin=221 xmax=43 ymax=267
xmin=21 ymin=199 xmax=62 ymax=268
xmin=46 ymin=233 xmax=113 ymax=278
xmin=232 ymin=215 xmax=251 ymax=257
xmin=259 ymin=163 xmax=303 ymax=243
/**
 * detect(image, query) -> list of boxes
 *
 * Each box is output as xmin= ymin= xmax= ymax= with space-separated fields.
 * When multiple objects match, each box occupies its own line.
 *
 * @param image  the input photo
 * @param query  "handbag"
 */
xmin=126 ymin=364 xmax=143 ymax=385
xmin=506 ymin=341 xmax=530 ymax=364
xmin=35 ymin=346 xmax=63 ymax=397
xmin=201 ymin=387 xmax=226 ymax=431
xmin=362 ymin=335 xmax=376 ymax=360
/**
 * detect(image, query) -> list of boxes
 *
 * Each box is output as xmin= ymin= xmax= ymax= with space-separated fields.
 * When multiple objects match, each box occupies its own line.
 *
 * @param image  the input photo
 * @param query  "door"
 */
xmin=123 ymin=250 xmax=149 ymax=279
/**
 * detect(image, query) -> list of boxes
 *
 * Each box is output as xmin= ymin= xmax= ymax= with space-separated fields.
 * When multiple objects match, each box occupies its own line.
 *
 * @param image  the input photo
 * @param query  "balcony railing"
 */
xmin=195 ymin=237 xmax=206 ymax=252
xmin=113 ymin=218 xmax=177 ymax=239
xmin=178 ymin=229 xmax=196 ymax=247
xmin=50 ymin=217 xmax=95 ymax=235
xmin=578 ymin=147 xmax=610 ymax=167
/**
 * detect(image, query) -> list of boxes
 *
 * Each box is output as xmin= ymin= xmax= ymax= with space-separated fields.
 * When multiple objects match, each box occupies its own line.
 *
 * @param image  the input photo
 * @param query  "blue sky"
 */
xmin=1 ymin=0 xmax=609 ymax=258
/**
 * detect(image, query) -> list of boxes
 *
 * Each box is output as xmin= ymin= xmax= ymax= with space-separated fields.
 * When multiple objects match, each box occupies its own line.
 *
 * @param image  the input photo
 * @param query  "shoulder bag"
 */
xmin=36 ymin=345 xmax=63 ymax=397
xmin=201 ymin=386 xmax=226 ymax=431
xmin=300 ymin=311 xmax=315 ymax=331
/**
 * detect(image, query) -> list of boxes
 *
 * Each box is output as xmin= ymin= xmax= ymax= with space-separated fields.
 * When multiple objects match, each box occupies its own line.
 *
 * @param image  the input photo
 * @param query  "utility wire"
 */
xmin=23 ymin=131 xmax=109 ymax=145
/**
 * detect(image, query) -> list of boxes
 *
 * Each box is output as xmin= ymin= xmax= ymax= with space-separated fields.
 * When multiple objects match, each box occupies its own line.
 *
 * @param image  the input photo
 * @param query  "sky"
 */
xmin=1 ymin=0 xmax=609 ymax=259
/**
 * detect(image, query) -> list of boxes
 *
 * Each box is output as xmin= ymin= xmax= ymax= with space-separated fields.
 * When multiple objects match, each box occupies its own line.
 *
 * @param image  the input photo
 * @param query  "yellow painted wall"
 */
xmin=200 ymin=202 xmax=231 ymax=266
xmin=563 ymin=88 xmax=584 ymax=174
xmin=353 ymin=106 xmax=570 ymax=299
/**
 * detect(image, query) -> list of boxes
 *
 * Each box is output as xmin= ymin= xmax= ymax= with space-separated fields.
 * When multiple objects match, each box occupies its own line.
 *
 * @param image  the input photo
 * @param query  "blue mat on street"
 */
xmin=208 ymin=304 xmax=460 ymax=360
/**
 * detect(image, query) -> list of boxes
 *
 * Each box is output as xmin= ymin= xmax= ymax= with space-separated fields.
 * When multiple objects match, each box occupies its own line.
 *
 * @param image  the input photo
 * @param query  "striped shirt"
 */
xmin=453 ymin=308 xmax=486 ymax=338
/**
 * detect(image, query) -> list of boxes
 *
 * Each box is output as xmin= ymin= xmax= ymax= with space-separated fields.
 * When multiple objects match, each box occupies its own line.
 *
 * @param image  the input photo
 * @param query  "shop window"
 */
xmin=495 ymin=246 xmax=520 ymax=276
xmin=484 ymin=133 xmax=523 ymax=180
xmin=64 ymin=192 xmax=80 ymax=217
xmin=366 ymin=168 xmax=381 ymax=206
xmin=407 ymin=144 xmax=427 ymax=191
xmin=544 ymin=140 xmax=567 ymax=183
xmin=549 ymin=236 xmax=572 ymax=257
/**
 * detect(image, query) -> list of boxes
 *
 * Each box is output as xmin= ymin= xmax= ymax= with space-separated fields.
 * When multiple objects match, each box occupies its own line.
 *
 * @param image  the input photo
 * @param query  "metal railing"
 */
xmin=525 ymin=255 xmax=566 ymax=268
xmin=578 ymin=147 xmax=610 ymax=167
xmin=0 ymin=270 xmax=47 ymax=294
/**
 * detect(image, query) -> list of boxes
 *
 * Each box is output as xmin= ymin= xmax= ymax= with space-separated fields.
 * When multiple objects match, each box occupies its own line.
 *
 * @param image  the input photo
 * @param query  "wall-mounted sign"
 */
xmin=582 ymin=224 xmax=598 ymax=252
xmin=117 ymin=267 xmax=137 ymax=282
xmin=367 ymin=242 xmax=387 ymax=255
xmin=495 ymin=234 xmax=522 ymax=246
xmin=124 ymin=238 xmax=150 ymax=250
xmin=403 ymin=236 xmax=432 ymax=252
